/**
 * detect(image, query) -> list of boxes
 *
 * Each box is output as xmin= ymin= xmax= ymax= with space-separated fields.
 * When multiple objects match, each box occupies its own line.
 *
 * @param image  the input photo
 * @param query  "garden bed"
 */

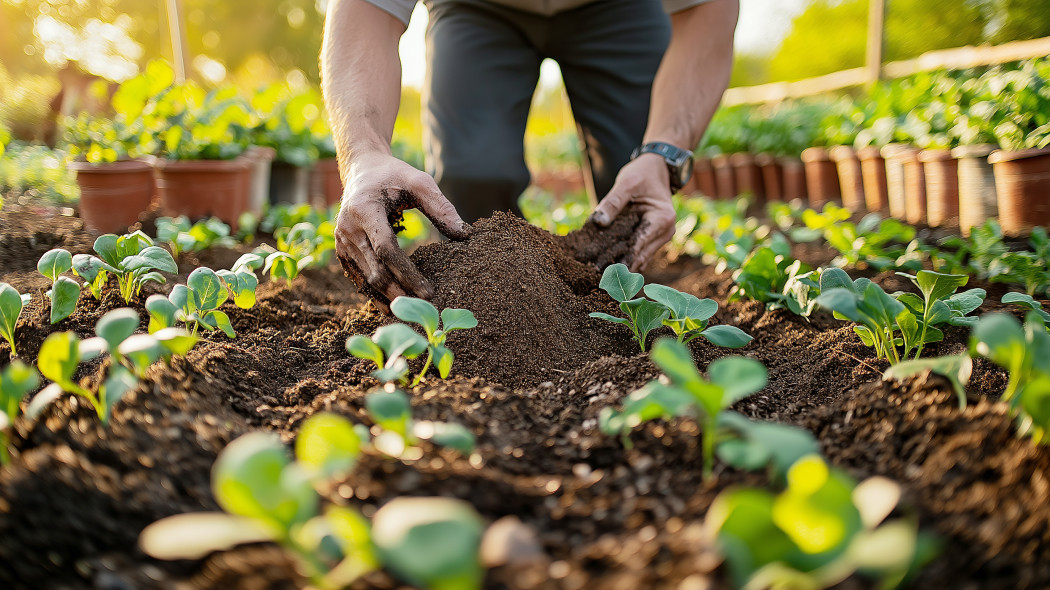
xmin=0 ymin=204 xmax=1048 ymax=589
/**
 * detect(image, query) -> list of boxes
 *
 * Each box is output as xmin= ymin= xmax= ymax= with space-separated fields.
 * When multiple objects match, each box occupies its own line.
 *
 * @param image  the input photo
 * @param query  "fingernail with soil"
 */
xmin=590 ymin=211 xmax=609 ymax=226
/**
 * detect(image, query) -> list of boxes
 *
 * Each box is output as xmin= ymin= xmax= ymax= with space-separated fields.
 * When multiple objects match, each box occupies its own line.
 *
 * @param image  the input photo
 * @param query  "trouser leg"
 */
xmin=549 ymin=0 xmax=670 ymax=202
xmin=423 ymin=3 xmax=544 ymax=223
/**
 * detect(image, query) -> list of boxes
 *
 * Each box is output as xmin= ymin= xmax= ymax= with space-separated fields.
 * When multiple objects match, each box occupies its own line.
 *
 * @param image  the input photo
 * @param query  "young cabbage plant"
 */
xmin=0 ymin=361 xmax=39 ymax=465
xmin=156 ymin=216 xmax=235 ymax=257
xmin=37 ymin=248 xmax=81 ymax=324
xmin=346 ymin=324 xmax=429 ymax=385
xmin=390 ymin=296 xmax=478 ymax=385
xmin=71 ymin=252 xmax=115 ymax=300
xmin=145 ymin=268 xmax=236 ymax=338
xmin=216 ymin=253 xmax=264 ymax=310
xmin=709 ymin=455 xmax=935 ymax=590
xmin=372 ymin=497 xmax=486 ymax=590
xmin=643 ymin=284 xmax=752 ymax=348
xmin=894 ymin=270 xmax=986 ymax=359
xmin=0 ymin=282 xmax=31 ymax=355
xmin=601 ymin=338 xmax=767 ymax=479
xmin=971 ymin=312 xmax=1050 ymax=406
xmin=140 ymin=414 xmax=380 ymax=590
xmin=591 ymin=264 xmax=669 ymax=352
xmin=92 ymin=231 xmax=178 ymax=303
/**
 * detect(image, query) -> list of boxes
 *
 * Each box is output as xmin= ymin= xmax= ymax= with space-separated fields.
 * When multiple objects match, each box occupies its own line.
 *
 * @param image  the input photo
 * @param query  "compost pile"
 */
xmin=412 ymin=211 xmax=643 ymax=386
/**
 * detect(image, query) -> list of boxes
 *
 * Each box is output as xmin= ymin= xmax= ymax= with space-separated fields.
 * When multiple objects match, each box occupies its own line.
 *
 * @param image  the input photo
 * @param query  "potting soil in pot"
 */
xmin=412 ymin=211 xmax=644 ymax=387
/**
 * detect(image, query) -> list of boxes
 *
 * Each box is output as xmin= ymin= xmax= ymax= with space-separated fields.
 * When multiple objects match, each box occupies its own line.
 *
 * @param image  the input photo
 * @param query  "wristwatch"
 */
xmin=631 ymin=141 xmax=694 ymax=193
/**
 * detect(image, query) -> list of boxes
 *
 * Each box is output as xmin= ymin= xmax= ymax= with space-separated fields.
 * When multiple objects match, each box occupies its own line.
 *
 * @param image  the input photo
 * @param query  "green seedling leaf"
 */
xmin=433 ymin=345 xmax=454 ymax=379
xmin=37 ymin=331 xmax=82 ymax=390
xmin=971 ymin=313 xmax=1027 ymax=371
xmin=346 ymin=335 xmax=384 ymax=367
xmin=371 ymin=497 xmax=485 ymax=590
xmin=884 ymin=354 xmax=973 ymax=408
xmin=48 ymin=276 xmax=81 ymax=324
xmin=1003 ymin=292 xmax=1050 ymax=323
xmin=93 ymin=234 xmax=121 ymax=268
xmin=212 ymin=431 xmax=317 ymax=530
xmin=599 ymin=263 xmax=644 ymax=303
xmin=154 ymin=327 xmax=198 ymax=356
xmin=139 ymin=512 xmax=276 ymax=561
xmin=145 ymin=294 xmax=178 ymax=334
xmin=1 ymin=360 xmax=40 ymax=422
xmin=416 ymin=421 xmax=476 ymax=454
xmin=621 ymin=298 xmax=670 ymax=351
xmin=233 ymin=252 xmax=265 ymax=272
xmin=209 ymin=310 xmax=236 ymax=338
xmin=124 ymin=246 xmax=178 ymax=275
xmin=589 ymin=312 xmax=629 ymax=325
xmin=0 ymin=283 xmax=26 ymax=355
xmin=188 ymin=268 xmax=229 ymax=310
xmin=717 ymin=411 xmax=820 ymax=480
xmin=37 ymin=248 xmax=73 ymax=282
xmin=295 ymin=412 xmax=362 ymax=481
xmin=217 ymin=269 xmax=259 ymax=309
xmin=708 ymin=356 xmax=768 ymax=405
xmin=441 ymin=308 xmax=478 ymax=332
xmin=372 ymin=357 xmax=410 ymax=384
xmin=365 ymin=388 xmax=412 ymax=437
xmin=117 ymin=334 xmax=165 ymax=376
xmin=913 ymin=270 xmax=969 ymax=305
xmin=101 ymin=365 xmax=138 ymax=422
xmin=373 ymin=324 xmax=428 ymax=361
xmin=97 ymin=308 xmax=140 ymax=351
xmin=700 ymin=324 xmax=753 ymax=348
xmin=819 ymin=267 xmax=857 ymax=294
xmin=1019 ymin=377 xmax=1050 ymax=444
xmin=71 ymin=254 xmax=117 ymax=282
xmin=391 ymin=296 xmax=440 ymax=337
xmin=644 ymin=284 xmax=718 ymax=323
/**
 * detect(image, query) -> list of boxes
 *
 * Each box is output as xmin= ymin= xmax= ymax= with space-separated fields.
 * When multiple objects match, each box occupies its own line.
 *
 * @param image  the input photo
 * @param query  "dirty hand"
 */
xmin=335 ymin=152 xmax=470 ymax=309
xmin=589 ymin=153 xmax=676 ymax=272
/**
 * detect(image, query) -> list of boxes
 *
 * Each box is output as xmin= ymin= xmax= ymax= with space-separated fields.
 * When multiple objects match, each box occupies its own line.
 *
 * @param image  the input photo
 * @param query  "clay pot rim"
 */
xmin=728 ymin=152 xmax=756 ymax=165
xmin=710 ymin=154 xmax=732 ymax=166
xmin=880 ymin=143 xmax=914 ymax=159
xmin=801 ymin=147 xmax=832 ymax=162
xmin=246 ymin=146 xmax=277 ymax=161
xmin=988 ymin=146 xmax=1050 ymax=164
xmin=855 ymin=146 xmax=884 ymax=160
xmin=67 ymin=159 xmax=153 ymax=173
xmin=828 ymin=145 xmax=859 ymax=162
xmin=883 ymin=144 xmax=921 ymax=161
xmin=917 ymin=149 xmax=954 ymax=163
xmin=692 ymin=156 xmax=713 ymax=169
xmin=154 ymin=156 xmax=254 ymax=172
xmin=754 ymin=153 xmax=777 ymax=166
xmin=950 ymin=144 xmax=998 ymax=159
xmin=776 ymin=156 xmax=804 ymax=167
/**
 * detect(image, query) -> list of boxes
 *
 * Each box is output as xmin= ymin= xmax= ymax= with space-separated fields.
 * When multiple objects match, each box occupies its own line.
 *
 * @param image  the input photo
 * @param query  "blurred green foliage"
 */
xmin=0 ymin=142 xmax=78 ymax=205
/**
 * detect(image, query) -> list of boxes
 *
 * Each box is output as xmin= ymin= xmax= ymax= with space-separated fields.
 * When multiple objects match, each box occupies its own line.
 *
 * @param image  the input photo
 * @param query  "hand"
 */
xmin=589 ymin=153 xmax=676 ymax=272
xmin=335 ymin=152 xmax=470 ymax=310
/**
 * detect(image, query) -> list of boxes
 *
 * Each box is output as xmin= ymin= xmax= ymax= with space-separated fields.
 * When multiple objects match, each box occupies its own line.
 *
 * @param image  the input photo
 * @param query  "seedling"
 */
xmin=145 ymin=267 xmax=237 ymax=338
xmin=590 ymin=264 xmax=668 ymax=351
xmin=217 ymin=253 xmax=264 ymax=309
xmin=37 ymin=248 xmax=81 ymax=324
xmin=1002 ymin=292 xmax=1050 ymax=326
xmin=347 ymin=324 xmax=428 ymax=384
xmin=895 ymin=270 xmax=987 ymax=359
xmin=156 ymin=216 xmax=235 ymax=257
xmin=709 ymin=455 xmax=934 ymax=590
xmin=92 ymin=231 xmax=178 ymax=303
xmin=601 ymin=338 xmax=768 ymax=479
xmin=364 ymin=385 xmax=476 ymax=457
xmin=0 ymin=361 xmax=39 ymax=464
xmin=390 ymin=296 xmax=478 ymax=385
xmin=32 ymin=308 xmax=196 ymax=423
xmin=971 ymin=312 xmax=1050 ymax=406
xmin=140 ymin=414 xmax=380 ymax=589
xmin=372 ymin=497 xmax=486 ymax=590
xmin=884 ymin=354 xmax=974 ymax=409
xmin=261 ymin=221 xmax=335 ymax=286
xmin=0 ymin=282 xmax=31 ymax=355
xmin=715 ymin=411 xmax=821 ymax=482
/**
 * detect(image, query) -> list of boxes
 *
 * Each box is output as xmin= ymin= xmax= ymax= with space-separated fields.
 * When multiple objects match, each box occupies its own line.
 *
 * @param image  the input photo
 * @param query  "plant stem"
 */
xmin=413 ymin=351 xmax=433 ymax=387
xmin=0 ymin=432 xmax=10 ymax=466
xmin=702 ymin=415 xmax=716 ymax=480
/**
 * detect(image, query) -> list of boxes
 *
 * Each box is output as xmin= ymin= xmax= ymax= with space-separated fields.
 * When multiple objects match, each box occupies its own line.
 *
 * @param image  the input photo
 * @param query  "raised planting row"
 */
xmin=0 ymin=200 xmax=1048 ymax=589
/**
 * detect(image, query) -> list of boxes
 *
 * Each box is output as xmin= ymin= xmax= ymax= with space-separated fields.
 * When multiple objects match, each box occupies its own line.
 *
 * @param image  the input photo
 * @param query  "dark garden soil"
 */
xmin=0 ymin=204 xmax=1048 ymax=590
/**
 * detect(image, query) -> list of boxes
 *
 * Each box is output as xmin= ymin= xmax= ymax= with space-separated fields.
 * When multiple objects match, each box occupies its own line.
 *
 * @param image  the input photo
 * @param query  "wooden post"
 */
xmin=866 ymin=0 xmax=886 ymax=83
xmin=164 ymin=0 xmax=191 ymax=82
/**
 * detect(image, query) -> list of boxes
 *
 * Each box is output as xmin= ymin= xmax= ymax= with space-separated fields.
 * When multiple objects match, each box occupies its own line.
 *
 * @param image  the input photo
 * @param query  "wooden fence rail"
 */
xmin=722 ymin=35 xmax=1050 ymax=107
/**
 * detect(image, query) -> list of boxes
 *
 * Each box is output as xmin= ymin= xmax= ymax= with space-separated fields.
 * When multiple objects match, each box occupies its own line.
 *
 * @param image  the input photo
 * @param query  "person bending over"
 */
xmin=321 ymin=0 xmax=738 ymax=305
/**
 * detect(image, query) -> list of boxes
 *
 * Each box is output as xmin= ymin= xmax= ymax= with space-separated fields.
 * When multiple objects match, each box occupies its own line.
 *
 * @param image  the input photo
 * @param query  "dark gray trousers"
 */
xmin=422 ymin=0 xmax=671 ymax=222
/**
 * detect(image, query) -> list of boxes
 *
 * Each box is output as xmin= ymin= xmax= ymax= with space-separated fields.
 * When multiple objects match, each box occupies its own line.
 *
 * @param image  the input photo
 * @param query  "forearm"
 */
xmin=321 ymin=0 xmax=406 ymax=175
xmin=643 ymin=0 xmax=739 ymax=149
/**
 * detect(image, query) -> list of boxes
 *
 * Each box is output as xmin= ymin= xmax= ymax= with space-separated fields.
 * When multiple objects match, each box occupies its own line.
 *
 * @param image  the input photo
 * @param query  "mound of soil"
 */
xmin=411 ymin=212 xmax=642 ymax=387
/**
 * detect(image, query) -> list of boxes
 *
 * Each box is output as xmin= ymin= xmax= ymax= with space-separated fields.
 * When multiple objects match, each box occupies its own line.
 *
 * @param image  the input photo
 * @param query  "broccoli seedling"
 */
xmin=0 ymin=361 xmax=39 ymax=464
xmin=709 ymin=455 xmax=935 ymax=590
xmin=390 ymin=296 xmax=478 ymax=385
xmin=92 ymin=231 xmax=178 ymax=303
xmin=37 ymin=248 xmax=81 ymax=324
xmin=0 ymin=282 xmax=31 ymax=355
xmin=145 ymin=268 xmax=237 ymax=338
xmin=601 ymin=338 xmax=767 ymax=479
xmin=590 ymin=264 xmax=669 ymax=352
xmin=141 ymin=413 xmax=382 ymax=589
xmin=372 ymin=497 xmax=486 ymax=590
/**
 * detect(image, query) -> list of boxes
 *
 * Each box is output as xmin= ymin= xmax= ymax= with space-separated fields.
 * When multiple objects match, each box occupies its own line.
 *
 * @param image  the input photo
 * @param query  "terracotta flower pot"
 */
xmin=880 ymin=144 xmax=909 ymax=220
xmin=778 ymin=157 xmax=807 ymax=202
xmin=69 ymin=159 xmax=155 ymax=234
xmin=829 ymin=145 xmax=865 ymax=212
xmin=951 ymin=144 xmax=999 ymax=236
xmin=755 ymin=154 xmax=783 ymax=202
xmin=245 ymin=146 xmax=275 ymax=216
xmin=988 ymin=147 xmax=1050 ymax=237
xmin=690 ymin=157 xmax=717 ymax=197
xmin=898 ymin=146 xmax=927 ymax=225
xmin=730 ymin=152 xmax=765 ymax=203
xmin=801 ymin=147 xmax=840 ymax=208
xmin=311 ymin=157 xmax=343 ymax=207
xmin=856 ymin=146 xmax=889 ymax=214
xmin=710 ymin=154 xmax=736 ymax=200
xmin=269 ymin=162 xmax=312 ymax=206
xmin=918 ymin=149 xmax=959 ymax=228
xmin=154 ymin=156 xmax=253 ymax=228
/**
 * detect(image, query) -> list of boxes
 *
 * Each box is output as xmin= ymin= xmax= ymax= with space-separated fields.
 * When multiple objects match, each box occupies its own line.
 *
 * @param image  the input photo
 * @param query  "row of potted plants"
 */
xmin=688 ymin=58 xmax=1050 ymax=237
xmin=61 ymin=61 xmax=343 ymax=234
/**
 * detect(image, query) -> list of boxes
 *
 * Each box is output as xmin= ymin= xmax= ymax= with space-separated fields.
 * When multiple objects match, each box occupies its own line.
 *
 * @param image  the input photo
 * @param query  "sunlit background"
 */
xmin=1 ymin=0 xmax=1048 ymax=205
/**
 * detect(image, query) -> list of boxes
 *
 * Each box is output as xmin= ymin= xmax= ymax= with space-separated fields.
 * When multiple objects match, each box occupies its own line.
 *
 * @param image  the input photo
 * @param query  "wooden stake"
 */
xmin=866 ymin=0 xmax=887 ymax=84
